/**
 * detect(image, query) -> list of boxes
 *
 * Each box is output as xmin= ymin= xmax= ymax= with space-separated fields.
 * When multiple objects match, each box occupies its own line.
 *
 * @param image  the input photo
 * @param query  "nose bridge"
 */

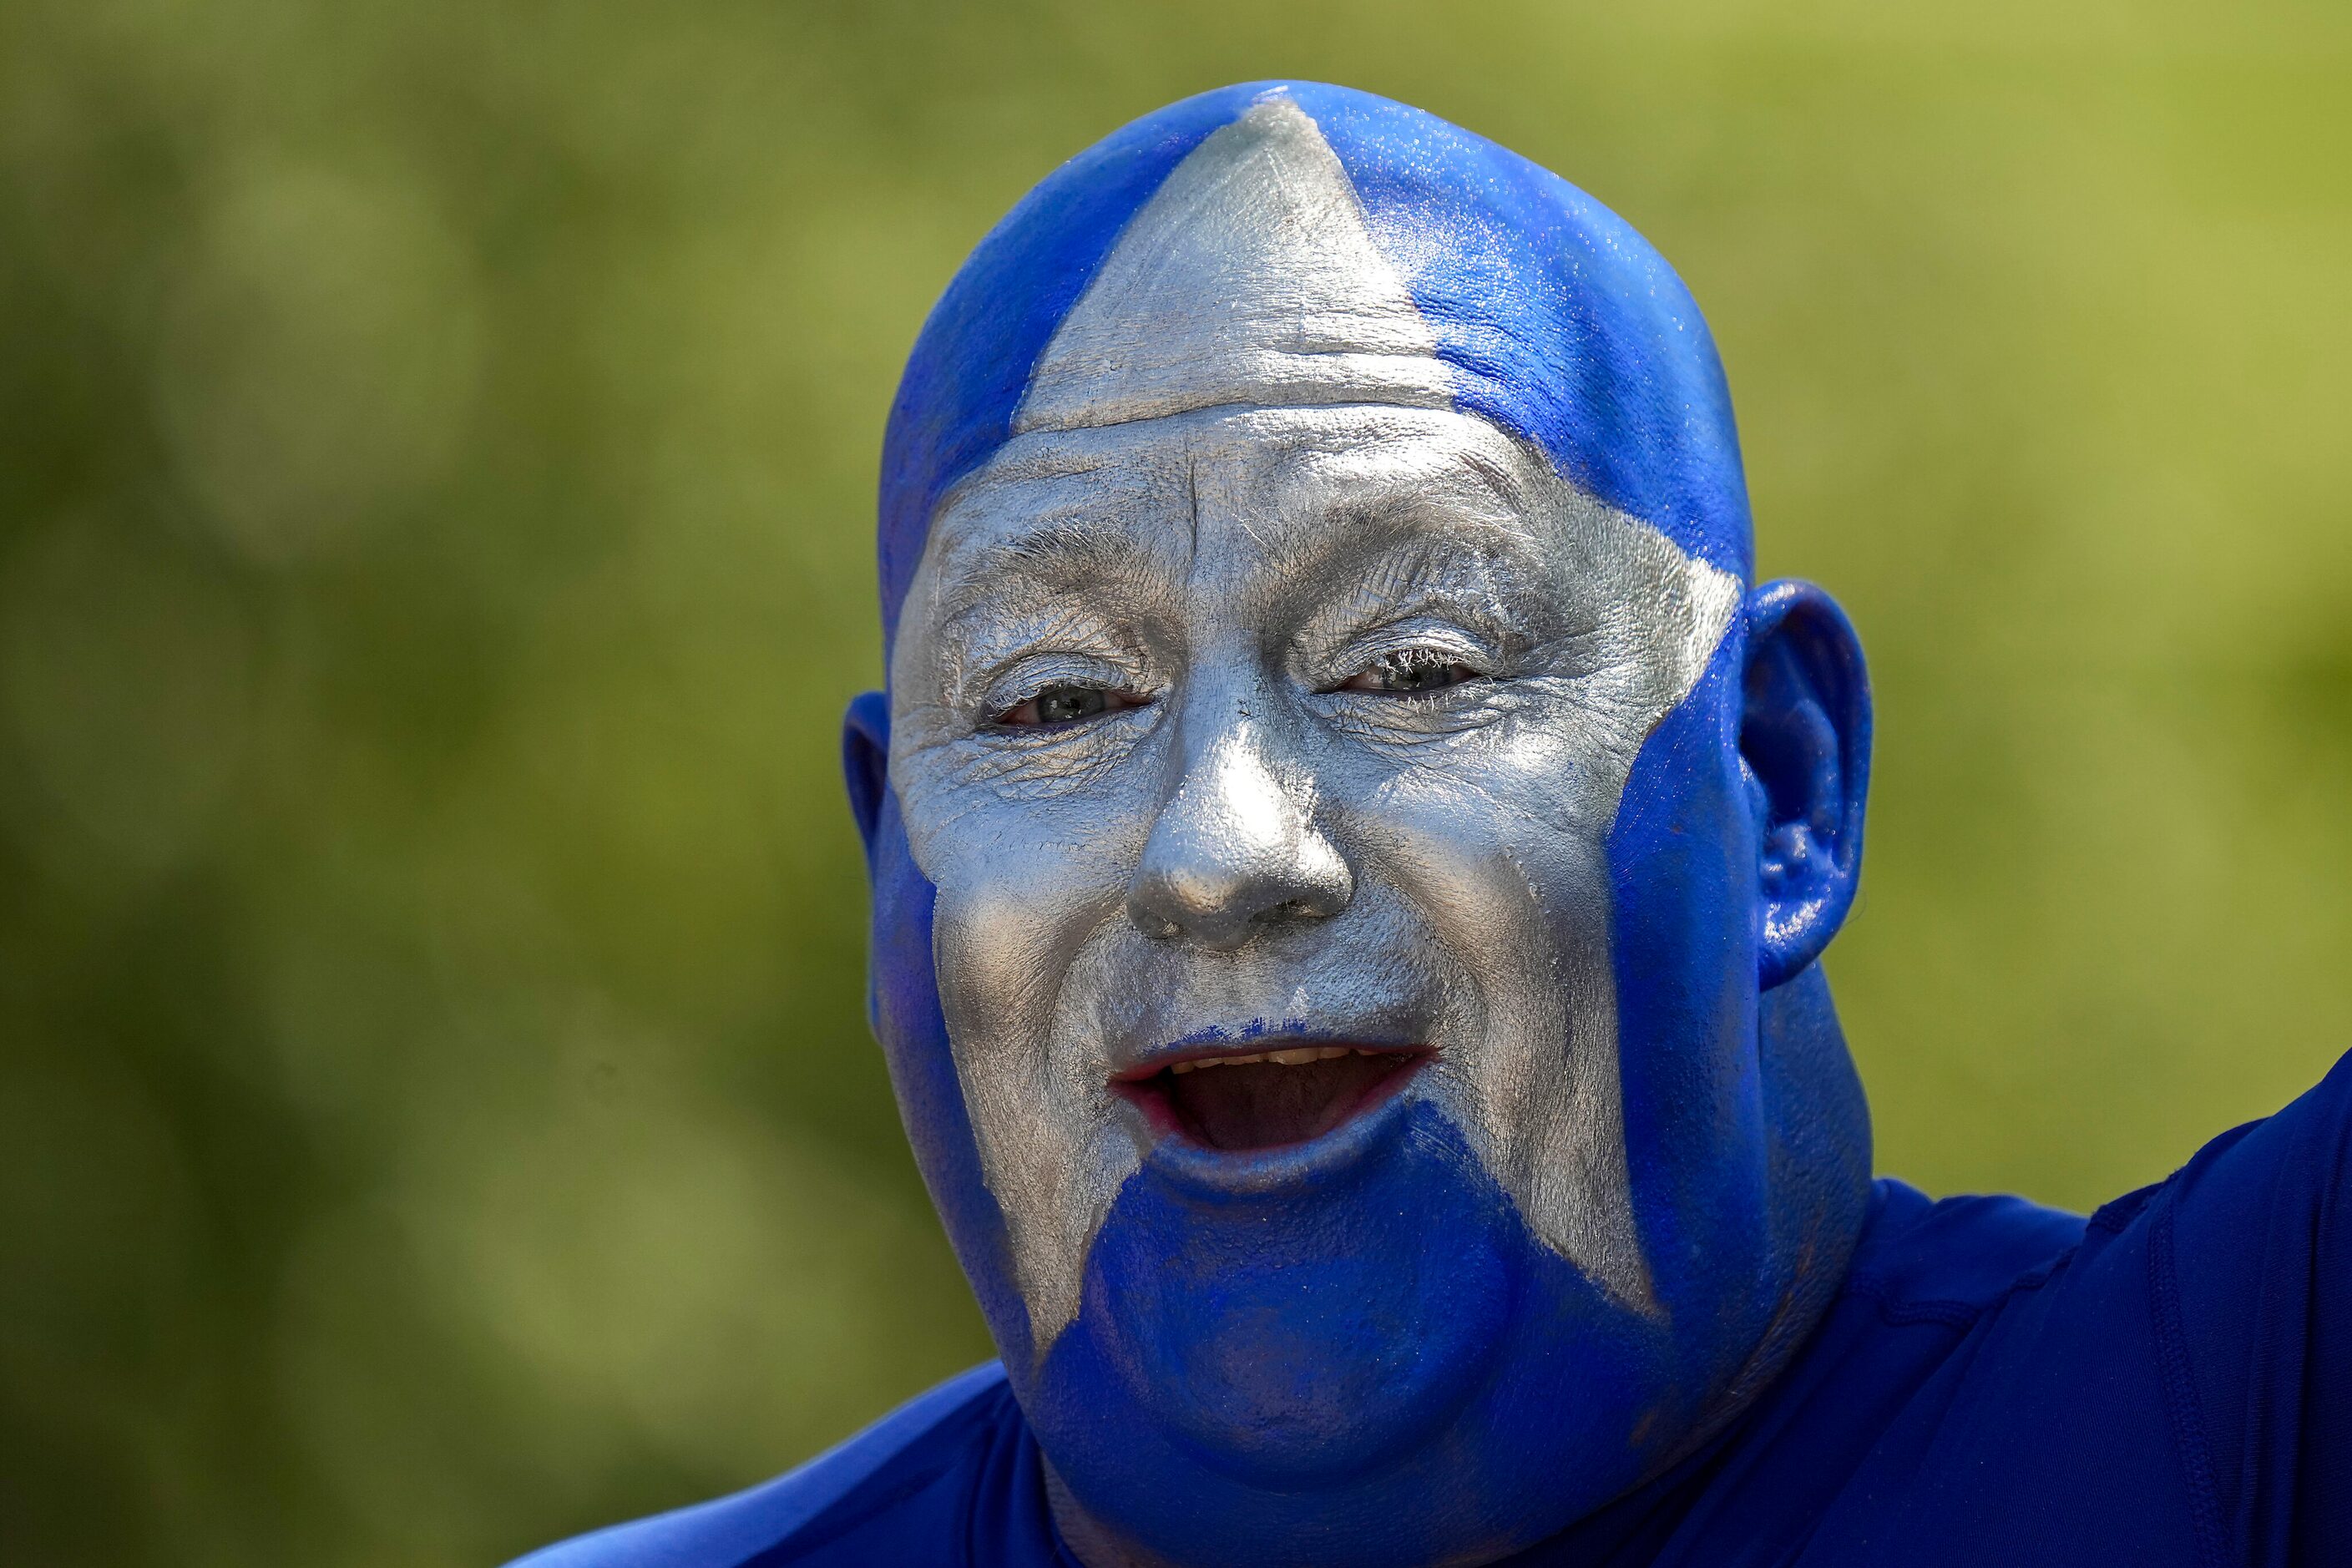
xmin=1129 ymin=674 xmax=1353 ymax=946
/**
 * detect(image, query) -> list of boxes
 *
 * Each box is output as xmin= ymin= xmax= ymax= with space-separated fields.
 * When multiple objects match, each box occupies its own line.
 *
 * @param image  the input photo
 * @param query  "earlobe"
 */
xmin=1740 ymin=581 xmax=1872 ymax=989
xmin=842 ymin=690 xmax=892 ymax=867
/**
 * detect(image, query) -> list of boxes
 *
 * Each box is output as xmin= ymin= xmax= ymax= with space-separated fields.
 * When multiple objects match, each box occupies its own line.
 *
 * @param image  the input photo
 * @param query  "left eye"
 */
xmin=994 ymin=683 xmax=1146 ymax=727
xmin=1338 ymin=649 xmax=1486 ymax=695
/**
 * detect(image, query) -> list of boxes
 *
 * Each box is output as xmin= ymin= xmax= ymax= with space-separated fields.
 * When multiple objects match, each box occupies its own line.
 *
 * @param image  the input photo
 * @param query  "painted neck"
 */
xmin=1715 ymin=961 xmax=1874 ymax=1422
xmin=1047 ymin=1458 xmax=1181 ymax=1568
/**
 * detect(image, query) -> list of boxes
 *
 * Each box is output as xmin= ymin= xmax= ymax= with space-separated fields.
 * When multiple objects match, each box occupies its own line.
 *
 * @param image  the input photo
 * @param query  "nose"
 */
xmin=1127 ymin=716 xmax=1353 ymax=948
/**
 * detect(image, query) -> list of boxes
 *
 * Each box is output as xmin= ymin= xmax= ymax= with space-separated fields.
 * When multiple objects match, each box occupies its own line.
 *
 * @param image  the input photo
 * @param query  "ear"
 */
xmin=842 ymin=690 xmax=892 ymax=867
xmin=1741 ymin=580 xmax=1872 ymax=989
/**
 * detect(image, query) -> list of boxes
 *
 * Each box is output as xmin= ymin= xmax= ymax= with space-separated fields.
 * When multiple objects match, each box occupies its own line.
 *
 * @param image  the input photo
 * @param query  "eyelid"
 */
xmin=977 ymin=651 xmax=1147 ymax=720
xmin=1325 ymin=618 xmax=1500 ymax=680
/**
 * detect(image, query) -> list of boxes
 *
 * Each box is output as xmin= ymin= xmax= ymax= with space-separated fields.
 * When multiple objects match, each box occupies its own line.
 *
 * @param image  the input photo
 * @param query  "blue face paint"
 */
xmin=855 ymin=82 xmax=1873 ymax=1568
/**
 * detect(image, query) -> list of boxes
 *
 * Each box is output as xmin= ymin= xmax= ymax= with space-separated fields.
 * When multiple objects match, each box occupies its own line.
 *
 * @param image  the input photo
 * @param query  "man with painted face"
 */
xmin=518 ymin=83 xmax=2352 ymax=1568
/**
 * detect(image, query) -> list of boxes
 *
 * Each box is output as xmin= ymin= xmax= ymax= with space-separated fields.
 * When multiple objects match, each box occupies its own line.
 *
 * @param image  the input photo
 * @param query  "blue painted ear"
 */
xmin=842 ymin=690 xmax=891 ymax=870
xmin=1742 ymin=581 xmax=1872 ymax=989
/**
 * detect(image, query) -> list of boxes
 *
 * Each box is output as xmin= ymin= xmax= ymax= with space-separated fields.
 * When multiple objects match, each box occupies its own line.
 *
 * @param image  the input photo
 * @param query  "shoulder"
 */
xmin=1844 ymin=1047 xmax=2352 ymax=1325
xmin=1780 ymin=1060 xmax=2352 ymax=1562
xmin=505 ymin=1363 xmax=1016 ymax=1568
xmin=1839 ymin=1177 xmax=2086 ymax=1324
xmin=2167 ymin=1043 xmax=2352 ymax=1229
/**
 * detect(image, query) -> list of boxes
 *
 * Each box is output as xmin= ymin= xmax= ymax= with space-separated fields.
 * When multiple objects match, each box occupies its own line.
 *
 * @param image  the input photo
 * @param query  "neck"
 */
xmin=1728 ymin=962 xmax=1875 ymax=1412
xmin=1046 ymin=1458 xmax=1179 ymax=1568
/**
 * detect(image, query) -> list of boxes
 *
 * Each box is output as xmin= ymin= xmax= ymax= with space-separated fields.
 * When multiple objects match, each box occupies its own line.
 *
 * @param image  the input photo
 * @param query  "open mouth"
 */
xmin=1112 ymin=1044 xmax=1431 ymax=1153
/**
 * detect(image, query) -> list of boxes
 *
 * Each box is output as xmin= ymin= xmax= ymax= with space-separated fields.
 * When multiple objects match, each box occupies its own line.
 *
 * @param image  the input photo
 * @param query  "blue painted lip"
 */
xmin=1134 ymin=1055 xmax=1433 ymax=1201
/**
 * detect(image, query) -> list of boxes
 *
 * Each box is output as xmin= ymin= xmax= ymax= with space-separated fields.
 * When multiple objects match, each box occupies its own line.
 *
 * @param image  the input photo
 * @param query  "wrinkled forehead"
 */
xmin=937 ymin=402 xmax=1537 ymax=552
xmin=904 ymin=405 xmax=1559 ymax=643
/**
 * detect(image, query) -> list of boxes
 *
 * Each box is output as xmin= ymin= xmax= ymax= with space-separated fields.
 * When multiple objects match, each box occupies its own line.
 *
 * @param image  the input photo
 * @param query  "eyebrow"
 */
xmin=927 ymin=511 xmax=1176 ymax=635
xmin=1292 ymin=527 xmax=1550 ymax=658
xmin=1454 ymin=445 xmax=1535 ymax=516
xmin=1254 ymin=450 xmax=1545 ymax=599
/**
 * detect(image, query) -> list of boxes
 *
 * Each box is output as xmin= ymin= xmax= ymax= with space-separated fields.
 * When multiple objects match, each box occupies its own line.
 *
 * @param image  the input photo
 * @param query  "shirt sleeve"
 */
xmin=2159 ymin=1046 xmax=2352 ymax=1566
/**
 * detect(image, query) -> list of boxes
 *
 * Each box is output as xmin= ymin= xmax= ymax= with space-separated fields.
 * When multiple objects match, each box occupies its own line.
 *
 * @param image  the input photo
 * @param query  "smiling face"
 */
xmin=889 ymin=403 xmax=1738 ymax=1358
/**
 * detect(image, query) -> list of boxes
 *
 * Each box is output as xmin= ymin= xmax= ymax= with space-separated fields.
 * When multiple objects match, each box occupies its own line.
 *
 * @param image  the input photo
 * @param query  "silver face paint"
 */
xmin=886 ymin=96 xmax=1742 ymax=1351
xmin=891 ymin=404 xmax=1737 ymax=1347
xmin=1017 ymin=97 xmax=1453 ymax=433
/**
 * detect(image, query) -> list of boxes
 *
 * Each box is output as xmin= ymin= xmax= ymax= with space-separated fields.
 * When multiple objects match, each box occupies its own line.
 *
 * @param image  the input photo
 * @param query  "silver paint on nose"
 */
xmin=1127 ymin=718 xmax=1353 ymax=947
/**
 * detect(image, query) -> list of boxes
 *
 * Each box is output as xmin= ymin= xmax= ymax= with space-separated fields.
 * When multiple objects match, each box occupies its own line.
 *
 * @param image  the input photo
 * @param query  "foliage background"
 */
xmin=4 ymin=2 xmax=2349 ymax=1562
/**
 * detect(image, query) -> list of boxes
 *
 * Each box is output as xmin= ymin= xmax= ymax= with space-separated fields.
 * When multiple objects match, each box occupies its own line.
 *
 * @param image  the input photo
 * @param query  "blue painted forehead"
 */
xmin=878 ymin=80 xmax=1753 ymax=652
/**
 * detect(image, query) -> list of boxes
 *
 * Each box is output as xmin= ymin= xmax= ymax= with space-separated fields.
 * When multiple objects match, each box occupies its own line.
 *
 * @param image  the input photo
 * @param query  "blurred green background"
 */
xmin=4 ymin=1 xmax=2349 ymax=1562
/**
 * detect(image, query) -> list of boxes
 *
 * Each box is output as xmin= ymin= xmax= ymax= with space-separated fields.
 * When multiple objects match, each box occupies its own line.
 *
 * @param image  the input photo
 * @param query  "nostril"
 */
xmin=1128 ymin=868 xmax=1349 ymax=947
xmin=1134 ymin=908 xmax=1182 ymax=941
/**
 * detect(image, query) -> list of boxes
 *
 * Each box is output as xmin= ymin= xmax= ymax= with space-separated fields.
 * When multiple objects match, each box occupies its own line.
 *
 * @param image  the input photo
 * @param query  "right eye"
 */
xmin=994 ymin=683 xmax=1147 ymax=728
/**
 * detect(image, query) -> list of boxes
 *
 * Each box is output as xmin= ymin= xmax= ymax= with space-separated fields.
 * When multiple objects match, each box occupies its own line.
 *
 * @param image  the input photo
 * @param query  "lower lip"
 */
xmin=1109 ymin=1048 xmax=1434 ymax=1193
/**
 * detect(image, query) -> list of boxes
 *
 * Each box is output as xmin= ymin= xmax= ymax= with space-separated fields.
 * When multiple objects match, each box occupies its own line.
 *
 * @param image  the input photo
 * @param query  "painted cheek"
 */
xmin=918 ymin=790 xmax=1165 ymax=1348
xmin=929 ymin=878 xmax=1071 ymax=1030
xmin=862 ymin=803 xmax=1050 ymax=1367
xmin=1357 ymin=777 xmax=1573 ymax=968
xmin=918 ymin=779 xmax=1152 ymax=1014
xmin=1343 ymin=759 xmax=1658 ymax=1311
xmin=1603 ymin=650 xmax=1783 ymax=1370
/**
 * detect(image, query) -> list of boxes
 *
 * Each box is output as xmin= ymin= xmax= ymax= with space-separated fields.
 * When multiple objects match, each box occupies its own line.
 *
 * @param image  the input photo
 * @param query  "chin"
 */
xmin=1089 ymin=1091 xmax=1509 ymax=1482
xmin=1012 ymin=1100 xmax=1680 ymax=1568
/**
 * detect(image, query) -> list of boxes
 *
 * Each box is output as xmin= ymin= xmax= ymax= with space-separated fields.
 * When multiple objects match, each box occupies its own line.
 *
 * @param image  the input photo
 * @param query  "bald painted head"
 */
xmin=844 ymin=83 xmax=1876 ymax=1568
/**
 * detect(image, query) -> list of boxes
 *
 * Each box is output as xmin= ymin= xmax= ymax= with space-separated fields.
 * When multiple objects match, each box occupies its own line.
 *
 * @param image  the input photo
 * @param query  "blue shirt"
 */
xmin=515 ymin=1050 xmax=2352 ymax=1566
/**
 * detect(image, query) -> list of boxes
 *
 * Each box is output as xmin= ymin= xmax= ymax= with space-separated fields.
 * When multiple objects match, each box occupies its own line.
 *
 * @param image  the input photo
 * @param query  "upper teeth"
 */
xmin=1169 ymin=1046 xmax=1365 ymax=1074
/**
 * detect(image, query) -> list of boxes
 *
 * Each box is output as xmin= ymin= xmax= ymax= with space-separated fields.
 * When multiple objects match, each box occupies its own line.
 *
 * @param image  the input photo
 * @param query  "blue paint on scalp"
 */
xmin=878 ymin=81 xmax=1753 ymax=658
